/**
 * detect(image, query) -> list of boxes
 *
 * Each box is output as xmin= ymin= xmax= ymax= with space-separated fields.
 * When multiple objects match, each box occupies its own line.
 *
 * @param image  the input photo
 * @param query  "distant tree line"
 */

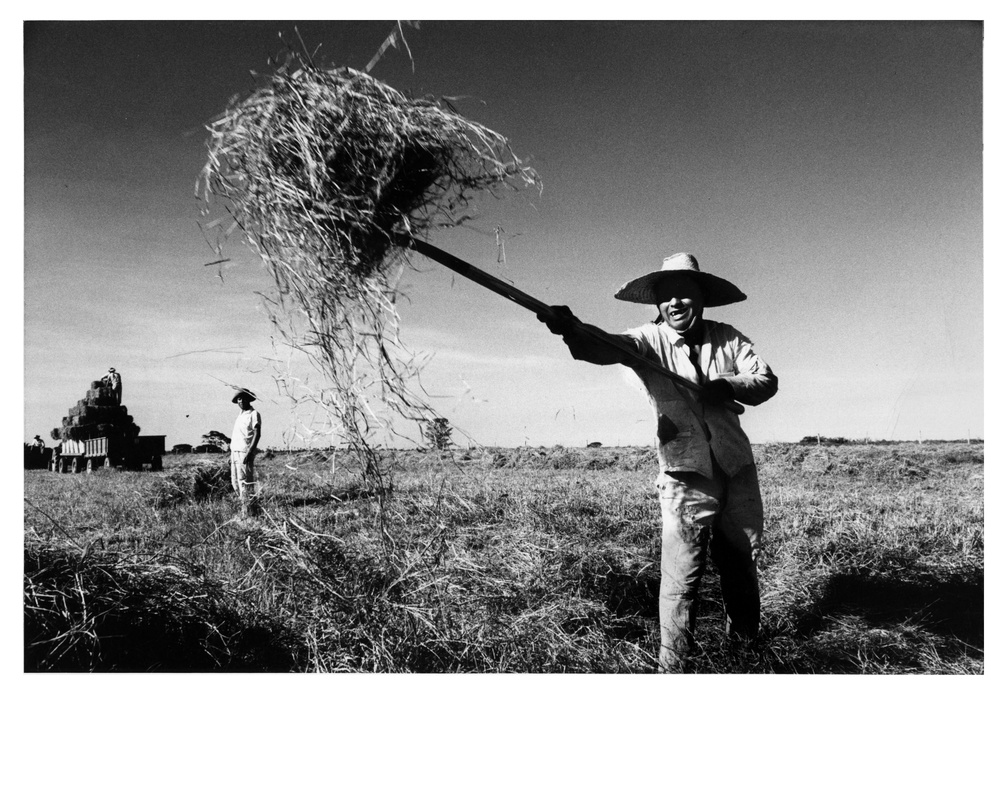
xmin=800 ymin=435 xmax=983 ymax=446
xmin=170 ymin=431 xmax=232 ymax=455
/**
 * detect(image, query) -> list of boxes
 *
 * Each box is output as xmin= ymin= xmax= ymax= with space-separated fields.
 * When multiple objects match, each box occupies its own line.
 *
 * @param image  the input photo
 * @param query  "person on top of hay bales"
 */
xmin=538 ymin=253 xmax=778 ymax=673
xmin=102 ymin=367 xmax=122 ymax=405
xmin=229 ymin=389 xmax=262 ymax=516
xmin=31 ymin=435 xmax=45 ymax=451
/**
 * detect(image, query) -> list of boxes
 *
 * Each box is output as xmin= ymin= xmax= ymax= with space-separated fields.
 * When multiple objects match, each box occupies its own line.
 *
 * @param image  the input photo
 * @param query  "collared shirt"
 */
xmin=625 ymin=319 xmax=777 ymax=479
xmin=231 ymin=409 xmax=262 ymax=453
xmin=104 ymin=371 xmax=121 ymax=388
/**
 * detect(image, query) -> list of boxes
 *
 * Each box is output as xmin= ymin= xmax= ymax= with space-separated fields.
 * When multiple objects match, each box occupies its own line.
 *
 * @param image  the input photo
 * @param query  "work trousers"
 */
xmin=656 ymin=462 xmax=763 ymax=672
xmin=230 ymin=450 xmax=258 ymax=514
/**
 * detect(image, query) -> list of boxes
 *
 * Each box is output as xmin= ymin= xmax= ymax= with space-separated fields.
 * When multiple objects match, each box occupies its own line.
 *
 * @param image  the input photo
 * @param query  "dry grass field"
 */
xmin=23 ymin=441 xmax=983 ymax=673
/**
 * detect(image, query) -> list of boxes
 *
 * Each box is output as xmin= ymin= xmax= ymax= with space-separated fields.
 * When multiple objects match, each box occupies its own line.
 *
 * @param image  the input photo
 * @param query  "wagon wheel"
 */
xmin=86 ymin=457 xmax=94 ymax=473
xmin=70 ymin=457 xmax=81 ymax=473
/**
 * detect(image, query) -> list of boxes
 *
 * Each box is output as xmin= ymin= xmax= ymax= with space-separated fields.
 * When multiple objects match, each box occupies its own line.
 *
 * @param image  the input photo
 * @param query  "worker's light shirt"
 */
xmin=231 ymin=409 xmax=262 ymax=453
xmin=625 ymin=319 xmax=777 ymax=479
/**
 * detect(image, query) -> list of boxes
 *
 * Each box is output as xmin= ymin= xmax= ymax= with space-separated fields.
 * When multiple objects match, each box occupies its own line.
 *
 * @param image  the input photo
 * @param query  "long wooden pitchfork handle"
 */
xmin=404 ymin=238 xmax=745 ymax=416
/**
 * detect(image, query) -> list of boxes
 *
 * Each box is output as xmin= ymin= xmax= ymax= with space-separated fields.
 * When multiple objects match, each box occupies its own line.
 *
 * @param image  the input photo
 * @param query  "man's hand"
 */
xmin=536 ymin=305 xmax=580 ymax=337
xmin=701 ymin=378 xmax=736 ymax=406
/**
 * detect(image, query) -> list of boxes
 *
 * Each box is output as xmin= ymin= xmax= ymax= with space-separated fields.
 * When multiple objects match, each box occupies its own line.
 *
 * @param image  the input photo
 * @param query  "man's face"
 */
xmin=236 ymin=396 xmax=252 ymax=411
xmin=656 ymin=275 xmax=705 ymax=334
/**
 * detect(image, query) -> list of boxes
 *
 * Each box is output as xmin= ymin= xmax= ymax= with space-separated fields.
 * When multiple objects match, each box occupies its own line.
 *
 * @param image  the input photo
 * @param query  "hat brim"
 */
xmin=232 ymin=390 xmax=257 ymax=403
xmin=614 ymin=270 xmax=747 ymax=307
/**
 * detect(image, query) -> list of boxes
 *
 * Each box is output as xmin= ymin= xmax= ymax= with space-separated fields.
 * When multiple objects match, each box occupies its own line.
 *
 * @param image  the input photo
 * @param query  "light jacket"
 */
xmin=624 ymin=319 xmax=777 ymax=479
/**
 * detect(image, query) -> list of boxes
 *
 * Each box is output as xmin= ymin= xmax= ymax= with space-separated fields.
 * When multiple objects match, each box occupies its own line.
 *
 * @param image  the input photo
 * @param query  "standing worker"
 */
xmin=103 ymin=367 xmax=123 ymax=405
xmin=230 ymin=389 xmax=262 ymax=516
xmin=538 ymin=252 xmax=778 ymax=672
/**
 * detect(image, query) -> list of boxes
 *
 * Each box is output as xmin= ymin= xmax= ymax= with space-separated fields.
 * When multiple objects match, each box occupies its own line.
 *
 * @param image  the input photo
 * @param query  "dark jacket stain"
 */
xmin=657 ymin=414 xmax=679 ymax=444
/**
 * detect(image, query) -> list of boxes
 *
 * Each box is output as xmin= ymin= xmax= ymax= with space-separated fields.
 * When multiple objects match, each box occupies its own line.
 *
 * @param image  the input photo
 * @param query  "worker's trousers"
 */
xmin=656 ymin=462 xmax=762 ymax=673
xmin=230 ymin=450 xmax=258 ymax=514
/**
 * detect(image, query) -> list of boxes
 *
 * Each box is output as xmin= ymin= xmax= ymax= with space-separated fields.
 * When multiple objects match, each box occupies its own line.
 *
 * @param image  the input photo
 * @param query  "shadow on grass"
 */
xmin=731 ymin=570 xmax=990 ymax=674
xmin=274 ymin=484 xmax=383 ymax=508
xmin=676 ymin=568 xmax=984 ymax=674
xmin=25 ymin=605 xmax=306 ymax=673
xmin=807 ymin=571 xmax=984 ymax=651
xmin=583 ymin=567 xmax=660 ymax=640
xmin=24 ymin=544 xmax=307 ymax=672
xmin=26 ymin=613 xmax=304 ymax=673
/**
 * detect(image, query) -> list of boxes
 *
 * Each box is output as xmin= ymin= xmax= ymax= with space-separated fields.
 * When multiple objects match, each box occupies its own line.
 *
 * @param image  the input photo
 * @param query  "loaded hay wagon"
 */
xmin=50 ymin=378 xmax=165 ymax=473
xmin=53 ymin=435 xmax=165 ymax=473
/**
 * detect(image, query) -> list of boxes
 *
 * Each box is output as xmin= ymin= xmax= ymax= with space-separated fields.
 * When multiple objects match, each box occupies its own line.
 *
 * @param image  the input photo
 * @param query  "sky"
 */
xmin=22 ymin=17 xmax=985 ymax=450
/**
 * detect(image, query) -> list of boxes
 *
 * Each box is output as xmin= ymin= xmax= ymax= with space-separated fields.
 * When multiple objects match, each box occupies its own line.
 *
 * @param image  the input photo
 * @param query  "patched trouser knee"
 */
xmin=657 ymin=471 xmax=721 ymax=672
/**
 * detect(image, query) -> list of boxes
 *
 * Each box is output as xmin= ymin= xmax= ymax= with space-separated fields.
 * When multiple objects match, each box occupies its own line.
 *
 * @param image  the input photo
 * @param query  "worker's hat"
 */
xmin=614 ymin=253 xmax=746 ymax=307
xmin=232 ymin=388 xmax=257 ymax=403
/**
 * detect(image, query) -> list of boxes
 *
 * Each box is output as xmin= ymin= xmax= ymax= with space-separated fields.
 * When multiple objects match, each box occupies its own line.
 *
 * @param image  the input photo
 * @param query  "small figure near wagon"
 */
xmin=23 ymin=435 xmax=52 ymax=470
xmin=539 ymin=252 xmax=778 ymax=673
xmin=102 ymin=367 xmax=122 ymax=405
xmin=230 ymin=389 xmax=262 ymax=516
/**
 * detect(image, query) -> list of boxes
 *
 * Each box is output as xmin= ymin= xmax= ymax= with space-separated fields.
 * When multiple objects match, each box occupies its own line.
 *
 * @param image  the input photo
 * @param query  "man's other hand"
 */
xmin=701 ymin=379 xmax=736 ymax=405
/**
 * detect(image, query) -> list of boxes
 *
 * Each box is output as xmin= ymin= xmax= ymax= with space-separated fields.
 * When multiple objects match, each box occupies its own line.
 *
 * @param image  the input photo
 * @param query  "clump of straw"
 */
xmin=151 ymin=461 xmax=232 ymax=508
xmin=198 ymin=51 xmax=538 ymax=493
xmin=200 ymin=57 xmax=537 ymax=281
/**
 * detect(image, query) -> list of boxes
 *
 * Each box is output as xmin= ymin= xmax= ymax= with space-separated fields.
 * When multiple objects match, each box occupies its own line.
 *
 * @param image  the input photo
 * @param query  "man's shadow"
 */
xmin=801 ymin=571 xmax=984 ymax=653
xmin=582 ymin=565 xmax=661 ymax=640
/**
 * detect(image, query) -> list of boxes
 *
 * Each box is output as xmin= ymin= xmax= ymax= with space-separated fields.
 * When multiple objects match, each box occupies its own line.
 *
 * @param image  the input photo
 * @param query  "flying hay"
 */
xmin=198 ymin=53 xmax=538 ymax=485
xmin=199 ymin=58 xmax=537 ymax=288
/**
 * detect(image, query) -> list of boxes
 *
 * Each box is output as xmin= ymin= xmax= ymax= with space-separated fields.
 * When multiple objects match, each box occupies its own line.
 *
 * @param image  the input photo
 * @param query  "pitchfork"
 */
xmin=403 ymin=237 xmax=745 ymax=416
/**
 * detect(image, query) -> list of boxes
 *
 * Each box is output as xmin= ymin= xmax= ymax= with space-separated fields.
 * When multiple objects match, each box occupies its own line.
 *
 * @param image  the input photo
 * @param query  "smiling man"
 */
xmin=539 ymin=252 xmax=778 ymax=672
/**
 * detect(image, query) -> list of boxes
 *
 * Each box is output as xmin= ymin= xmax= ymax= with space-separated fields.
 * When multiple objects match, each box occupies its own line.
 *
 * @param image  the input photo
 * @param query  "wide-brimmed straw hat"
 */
xmin=232 ymin=388 xmax=257 ymax=403
xmin=614 ymin=253 xmax=746 ymax=307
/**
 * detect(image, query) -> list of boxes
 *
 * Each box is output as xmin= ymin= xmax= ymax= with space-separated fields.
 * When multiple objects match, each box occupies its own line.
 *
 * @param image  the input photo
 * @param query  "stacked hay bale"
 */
xmin=56 ymin=380 xmax=140 ymax=445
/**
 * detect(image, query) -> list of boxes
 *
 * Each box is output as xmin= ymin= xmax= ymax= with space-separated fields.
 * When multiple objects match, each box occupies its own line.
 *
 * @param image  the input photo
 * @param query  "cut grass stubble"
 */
xmin=23 ymin=444 xmax=984 ymax=673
